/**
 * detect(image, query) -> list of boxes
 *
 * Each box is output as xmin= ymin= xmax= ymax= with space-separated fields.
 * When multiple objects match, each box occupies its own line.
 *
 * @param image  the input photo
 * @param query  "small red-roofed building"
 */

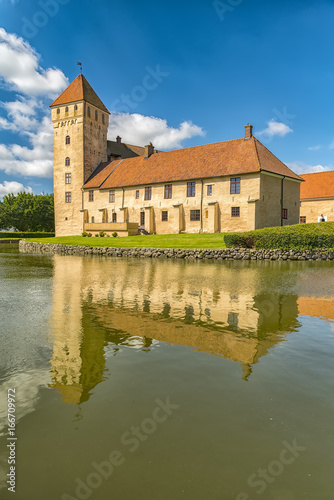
xmin=50 ymin=75 xmax=303 ymax=236
xmin=299 ymin=171 xmax=334 ymax=223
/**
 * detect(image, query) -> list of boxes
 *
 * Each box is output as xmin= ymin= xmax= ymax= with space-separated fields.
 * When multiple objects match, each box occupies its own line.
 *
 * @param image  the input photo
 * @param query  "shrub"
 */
xmin=224 ymin=222 xmax=334 ymax=249
xmin=99 ymin=230 xmax=106 ymax=237
xmin=95 ymin=233 xmax=99 ymax=237
xmin=87 ymin=233 xmax=92 ymax=237
xmin=82 ymin=231 xmax=88 ymax=237
xmin=112 ymin=232 xmax=118 ymax=238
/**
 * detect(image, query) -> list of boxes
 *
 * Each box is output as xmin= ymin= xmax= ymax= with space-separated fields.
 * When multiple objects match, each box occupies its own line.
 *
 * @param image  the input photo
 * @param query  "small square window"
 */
xmin=162 ymin=211 xmax=168 ymax=221
xmin=231 ymin=207 xmax=240 ymax=217
xmin=89 ymin=190 xmax=94 ymax=202
xmin=190 ymin=210 xmax=200 ymax=221
xmin=282 ymin=208 xmax=288 ymax=220
xmin=300 ymin=216 xmax=306 ymax=224
xmin=207 ymin=185 xmax=212 ymax=196
xmin=109 ymin=190 xmax=115 ymax=203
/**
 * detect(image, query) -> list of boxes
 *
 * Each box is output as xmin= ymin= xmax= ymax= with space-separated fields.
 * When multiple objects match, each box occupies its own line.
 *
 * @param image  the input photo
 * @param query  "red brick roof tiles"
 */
xmin=300 ymin=171 xmax=334 ymax=199
xmin=83 ymin=136 xmax=302 ymax=189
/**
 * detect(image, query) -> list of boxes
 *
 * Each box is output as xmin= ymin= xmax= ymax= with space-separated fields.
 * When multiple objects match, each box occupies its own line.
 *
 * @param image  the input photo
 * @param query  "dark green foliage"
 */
xmin=0 ymin=192 xmax=54 ymax=232
xmin=99 ymin=230 xmax=106 ymax=237
xmin=112 ymin=232 xmax=118 ymax=237
xmin=0 ymin=232 xmax=55 ymax=238
xmin=224 ymin=222 xmax=334 ymax=249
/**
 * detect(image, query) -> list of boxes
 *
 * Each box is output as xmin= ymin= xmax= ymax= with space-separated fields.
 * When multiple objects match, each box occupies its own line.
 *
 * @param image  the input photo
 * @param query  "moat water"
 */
xmin=0 ymin=243 xmax=333 ymax=500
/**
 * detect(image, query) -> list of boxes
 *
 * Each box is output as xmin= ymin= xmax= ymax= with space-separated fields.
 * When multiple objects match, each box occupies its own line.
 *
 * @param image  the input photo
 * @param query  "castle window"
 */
xmin=65 ymin=135 xmax=70 ymax=145
xmin=65 ymin=157 xmax=70 ymax=166
xmin=231 ymin=207 xmax=240 ymax=217
xmin=89 ymin=190 xmax=94 ymax=202
xmin=102 ymin=114 xmax=105 ymax=124
xmin=230 ymin=177 xmax=241 ymax=194
xmin=74 ymin=104 xmax=78 ymax=115
xmin=164 ymin=184 xmax=172 ymax=199
xmin=144 ymin=186 xmax=152 ymax=200
xmin=190 ymin=210 xmax=200 ymax=221
xmin=109 ymin=190 xmax=115 ymax=203
xmin=136 ymin=190 xmax=139 ymax=199
xmin=91 ymin=216 xmax=95 ymax=223
xmin=95 ymin=110 xmax=98 ymax=121
xmin=65 ymin=106 xmax=69 ymax=115
xmin=300 ymin=216 xmax=306 ymax=223
xmin=65 ymin=192 xmax=71 ymax=203
xmin=162 ymin=211 xmax=168 ymax=221
xmin=282 ymin=208 xmax=288 ymax=220
xmin=57 ymin=108 xmax=60 ymax=115
xmin=87 ymin=106 xmax=91 ymax=117
xmin=140 ymin=212 xmax=145 ymax=226
xmin=207 ymin=185 xmax=213 ymax=196
xmin=187 ymin=182 xmax=195 ymax=197
xmin=65 ymin=173 xmax=71 ymax=184
xmin=112 ymin=212 xmax=117 ymax=223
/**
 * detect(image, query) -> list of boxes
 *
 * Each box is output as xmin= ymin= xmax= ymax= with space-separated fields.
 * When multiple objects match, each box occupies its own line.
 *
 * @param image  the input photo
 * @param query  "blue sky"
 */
xmin=0 ymin=0 xmax=334 ymax=196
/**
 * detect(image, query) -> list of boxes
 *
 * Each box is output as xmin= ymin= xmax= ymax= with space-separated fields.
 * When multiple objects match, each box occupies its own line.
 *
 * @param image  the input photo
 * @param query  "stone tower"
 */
xmin=50 ymin=74 xmax=110 ymax=236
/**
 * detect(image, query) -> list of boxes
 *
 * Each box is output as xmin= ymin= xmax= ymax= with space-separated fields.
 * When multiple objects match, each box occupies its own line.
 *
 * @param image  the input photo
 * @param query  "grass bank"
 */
xmin=27 ymin=233 xmax=227 ymax=249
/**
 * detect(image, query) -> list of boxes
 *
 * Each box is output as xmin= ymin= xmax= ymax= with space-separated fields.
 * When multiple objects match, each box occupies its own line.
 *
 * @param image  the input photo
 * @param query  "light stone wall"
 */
xmin=52 ymin=101 xmax=109 ymax=236
xmin=300 ymin=198 xmax=334 ymax=223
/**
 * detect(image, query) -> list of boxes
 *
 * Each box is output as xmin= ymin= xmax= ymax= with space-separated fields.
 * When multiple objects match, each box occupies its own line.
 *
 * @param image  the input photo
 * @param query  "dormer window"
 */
xmin=65 ymin=157 xmax=70 ymax=166
xmin=65 ymin=135 xmax=70 ymax=145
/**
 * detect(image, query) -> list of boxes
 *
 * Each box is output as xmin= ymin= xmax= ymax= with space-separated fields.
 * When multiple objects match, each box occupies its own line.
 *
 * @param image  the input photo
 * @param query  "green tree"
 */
xmin=0 ymin=192 xmax=55 ymax=232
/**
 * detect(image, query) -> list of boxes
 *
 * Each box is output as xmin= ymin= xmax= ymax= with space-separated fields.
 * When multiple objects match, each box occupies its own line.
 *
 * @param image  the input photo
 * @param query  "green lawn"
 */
xmin=26 ymin=233 xmax=227 ymax=249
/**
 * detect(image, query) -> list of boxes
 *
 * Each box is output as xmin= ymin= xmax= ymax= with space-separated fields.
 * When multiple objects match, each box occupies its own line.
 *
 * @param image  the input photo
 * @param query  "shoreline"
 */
xmin=19 ymin=240 xmax=334 ymax=261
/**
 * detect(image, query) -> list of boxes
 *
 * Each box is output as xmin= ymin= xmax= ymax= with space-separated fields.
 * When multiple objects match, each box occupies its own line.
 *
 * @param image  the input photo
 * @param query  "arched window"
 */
xmin=65 ymin=157 xmax=70 ymax=166
xmin=95 ymin=110 xmax=98 ymax=121
xmin=65 ymin=135 xmax=70 ymax=145
xmin=74 ymin=104 xmax=78 ymax=111
xmin=87 ymin=106 xmax=91 ymax=117
xmin=102 ymin=114 xmax=105 ymax=124
xmin=65 ymin=106 xmax=69 ymax=112
xmin=57 ymin=108 xmax=60 ymax=115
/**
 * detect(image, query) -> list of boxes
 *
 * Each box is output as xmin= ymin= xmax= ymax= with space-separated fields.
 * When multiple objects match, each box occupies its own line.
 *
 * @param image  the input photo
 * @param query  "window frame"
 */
xmin=89 ymin=190 xmax=94 ymax=202
xmin=300 ymin=216 xmax=306 ymax=224
xmin=282 ymin=208 xmax=288 ymax=220
xmin=109 ymin=190 xmax=115 ymax=203
xmin=164 ymin=184 xmax=172 ymax=199
xmin=230 ymin=177 xmax=241 ymax=194
xmin=231 ymin=207 xmax=240 ymax=217
xmin=190 ymin=209 xmax=201 ymax=221
xmin=135 ymin=190 xmax=140 ymax=199
xmin=112 ymin=212 xmax=117 ymax=223
xmin=65 ymin=157 xmax=70 ymax=166
xmin=162 ymin=211 xmax=168 ymax=221
xmin=65 ymin=173 xmax=71 ymax=184
xmin=207 ymin=185 xmax=213 ymax=196
xmin=65 ymin=192 xmax=71 ymax=203
xmin=144 ymin=186 xmax=152 ymax=201
xmin=65 ymin=135 xmax=70 ymax=145
xmin=187 ymin=182 xmax=196 ymax=197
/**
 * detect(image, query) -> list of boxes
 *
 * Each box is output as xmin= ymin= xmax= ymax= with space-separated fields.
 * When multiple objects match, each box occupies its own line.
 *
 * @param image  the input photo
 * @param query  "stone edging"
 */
xmin=19 ymin=240 xmax=334 ymax=261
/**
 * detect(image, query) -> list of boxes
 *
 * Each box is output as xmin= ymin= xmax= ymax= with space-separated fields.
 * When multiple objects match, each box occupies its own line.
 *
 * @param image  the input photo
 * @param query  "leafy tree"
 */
xmin=0 ymin=192 xmax=55 ymax=232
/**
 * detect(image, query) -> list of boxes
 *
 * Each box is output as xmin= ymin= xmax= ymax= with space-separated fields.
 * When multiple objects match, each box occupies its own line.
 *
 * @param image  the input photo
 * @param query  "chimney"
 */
xmin=144 ymin=141 xmax=154 ymax=159
xmin=116 ymin=135 xmax=122 ymax=144
xmin=244 ymin=124 xmax=253 ymax=140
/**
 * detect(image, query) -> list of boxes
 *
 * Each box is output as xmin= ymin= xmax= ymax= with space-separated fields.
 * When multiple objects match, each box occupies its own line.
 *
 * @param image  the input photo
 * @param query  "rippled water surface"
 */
xmin=0 ymin=243 xmax=334 ymax=500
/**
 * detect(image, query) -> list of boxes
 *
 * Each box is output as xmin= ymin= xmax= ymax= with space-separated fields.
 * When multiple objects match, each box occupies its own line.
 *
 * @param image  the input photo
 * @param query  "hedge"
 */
xmin=224 ymin=222 xmax=334 ymax=249
xmin=0 ymin=232 xmax=55 ymax=239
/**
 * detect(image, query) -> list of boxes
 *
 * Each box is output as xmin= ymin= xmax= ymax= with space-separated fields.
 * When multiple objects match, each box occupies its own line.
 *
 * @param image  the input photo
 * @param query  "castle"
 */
xmin=51 ymin=74 xmax=303 ymax=237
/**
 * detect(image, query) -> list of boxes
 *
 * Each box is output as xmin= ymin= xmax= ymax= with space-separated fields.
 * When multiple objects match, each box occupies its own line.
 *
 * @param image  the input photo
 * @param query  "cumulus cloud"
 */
xmin=258 ymin=121 xmax=293 ymax=138
xmin=0 ymin=180 xmax=33 ymax=198
xmin=286 ymin=161 xmax=333 ymax=175
xmin=0 ymin=28 xmax=68 ymax=97
xmin=108 ymin=112 xmax=205 ymax=150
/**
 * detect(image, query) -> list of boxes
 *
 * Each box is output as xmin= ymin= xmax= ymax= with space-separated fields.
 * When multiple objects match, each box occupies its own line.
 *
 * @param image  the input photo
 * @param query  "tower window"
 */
xmin=65 ymin=135 xmax=70 ymax=145
xmin=65 ymin=157 xmax=70 ymax=166
xmin=89 ymin=190 xmax=94 ymax=202
xmin=65 ymin=106 xmax=69 ymax=114
xmin=87 ymin=106 xmax=91 ymax=118
xmin=65 ymin=173 xmax=71 ymax=184
xmin=74 ymin=104 xmax=78 ymax=113
xmin=102 ymin=114 xmax=105 ymax=124
xmin=57 ymin=108 xmax=60 ymax=115
xmin=65 ymin=192 xmax=71 ymax=203
xmin=95 ymin=110 xmax=98 ymax=121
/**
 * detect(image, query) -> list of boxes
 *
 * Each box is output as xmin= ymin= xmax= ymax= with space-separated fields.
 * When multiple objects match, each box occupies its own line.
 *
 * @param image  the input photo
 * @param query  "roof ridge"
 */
xmin=252 ymin=136 xmax=262 ymax=171
xmin=300 ymin=170 xmax=334 ymax=177
xmin=254 ymin=137 xmax=303 ymax=180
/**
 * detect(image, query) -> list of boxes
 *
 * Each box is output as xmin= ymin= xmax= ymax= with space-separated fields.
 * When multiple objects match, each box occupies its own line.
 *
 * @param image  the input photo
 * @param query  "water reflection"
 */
xmin=47 ymin=256 xmax=334 ymax=403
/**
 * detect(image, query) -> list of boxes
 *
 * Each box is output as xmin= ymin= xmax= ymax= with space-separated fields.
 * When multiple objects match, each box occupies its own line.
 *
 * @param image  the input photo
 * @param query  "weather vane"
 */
xmin=77 ymin=62 xmax=82 ymax=73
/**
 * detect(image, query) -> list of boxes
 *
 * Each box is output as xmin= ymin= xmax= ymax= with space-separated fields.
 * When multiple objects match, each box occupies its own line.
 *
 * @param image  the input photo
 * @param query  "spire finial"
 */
xmin=77 ymin=62 xmax=82 ymax=73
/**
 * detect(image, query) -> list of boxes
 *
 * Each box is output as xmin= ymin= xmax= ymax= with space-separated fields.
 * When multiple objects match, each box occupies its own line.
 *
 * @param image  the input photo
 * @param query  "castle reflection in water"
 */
xmin=48 ymin=255 xmax=334 ymax=403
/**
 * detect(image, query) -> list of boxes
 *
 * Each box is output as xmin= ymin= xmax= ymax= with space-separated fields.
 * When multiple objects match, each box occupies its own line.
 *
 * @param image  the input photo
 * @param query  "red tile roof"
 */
xmin=300 ymin=171 xmax=334 ymax=199
xmin=50 ymin=74 xmax=110 ymax=114
xmin=83 ymin=136 xmax=302 ymax=189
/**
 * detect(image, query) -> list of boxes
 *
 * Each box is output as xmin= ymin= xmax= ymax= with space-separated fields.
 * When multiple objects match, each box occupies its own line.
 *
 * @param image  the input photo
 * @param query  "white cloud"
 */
xmin=108 ymin=112 xmax=205 ymax=150
xmin=0 ymin=28 xmax=68 ymax=97
xmin=308 ymin=145 xmax=322 ymax=151
xmin=258 ymin=121 xmax=293 ymax=138
xmin=0 ymin=180 xmax=33 ymax=198
xmin=286 ymin=161 xmax=333 ymax=175
xmin=328 ymin=141 xmax=334 ymax=150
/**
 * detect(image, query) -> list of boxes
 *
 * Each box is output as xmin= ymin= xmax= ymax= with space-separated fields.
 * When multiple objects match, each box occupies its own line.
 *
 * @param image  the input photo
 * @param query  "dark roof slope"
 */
xmin=84 ymin=136 xmax=302 ymax=189
xmin=50 ymin=74 xmax=110 ymax=114
xmin=107 ymin=140 xmax=145 ymax=159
